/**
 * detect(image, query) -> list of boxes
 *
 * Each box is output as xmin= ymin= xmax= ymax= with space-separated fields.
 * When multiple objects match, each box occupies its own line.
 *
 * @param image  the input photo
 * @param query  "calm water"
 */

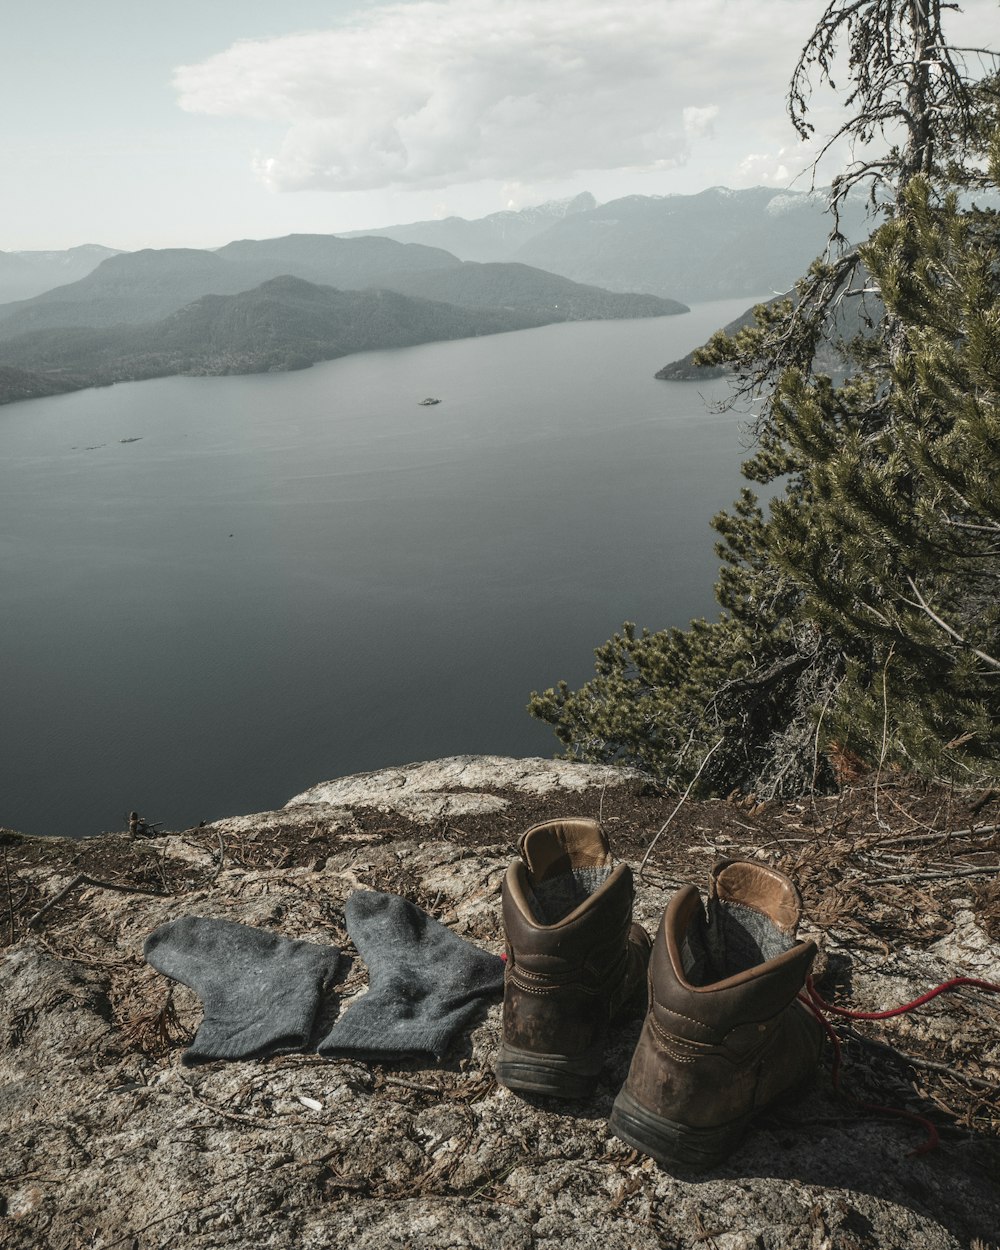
xmin=0 ymin=299 xmax=761 ymax=837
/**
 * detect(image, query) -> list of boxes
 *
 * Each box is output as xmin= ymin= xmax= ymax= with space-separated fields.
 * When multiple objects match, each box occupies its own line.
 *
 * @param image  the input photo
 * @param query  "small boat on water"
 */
xmin=418 ymin=397 xmax=441 ymax=405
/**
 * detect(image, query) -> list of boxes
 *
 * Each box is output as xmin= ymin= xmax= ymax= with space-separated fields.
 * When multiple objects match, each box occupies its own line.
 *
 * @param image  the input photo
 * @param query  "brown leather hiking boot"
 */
xmin=495 ymin=818 xmax=651 ymax=1099
xmin=609 ymin=858 xmax=822 ymax=1169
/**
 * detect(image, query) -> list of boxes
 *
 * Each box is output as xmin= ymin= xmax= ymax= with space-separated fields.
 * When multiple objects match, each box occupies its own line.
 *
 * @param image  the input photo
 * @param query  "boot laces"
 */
xmin=797 ymin=974 xmax=1000 ymax=1155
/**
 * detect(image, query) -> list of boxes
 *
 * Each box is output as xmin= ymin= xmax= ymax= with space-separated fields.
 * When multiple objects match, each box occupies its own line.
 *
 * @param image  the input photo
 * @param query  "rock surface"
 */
xmin=1 ymin=755 xmax=998 ymax=1250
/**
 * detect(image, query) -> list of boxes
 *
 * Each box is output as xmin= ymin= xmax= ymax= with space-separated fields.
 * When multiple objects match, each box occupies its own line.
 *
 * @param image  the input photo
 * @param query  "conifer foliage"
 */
xmin=529 ymin=1 xmax=1000 ymax=795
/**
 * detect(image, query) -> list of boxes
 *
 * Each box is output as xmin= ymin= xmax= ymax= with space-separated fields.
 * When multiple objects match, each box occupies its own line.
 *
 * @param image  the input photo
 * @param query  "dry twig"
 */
xmin=863 ymin=866 xmax=998 ymax=885
xmin=637 ymin=738 xmax=723 ymax=881
xmin=877 ymin=824 xmax=1000 ymax=849
xmin=27 ymin=872 xmax=167 ymax=928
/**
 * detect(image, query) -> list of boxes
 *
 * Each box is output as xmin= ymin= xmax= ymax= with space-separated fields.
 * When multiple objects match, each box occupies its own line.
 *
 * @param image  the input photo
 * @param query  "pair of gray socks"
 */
xmin=144 ymin=890 xmax=504 ymax=1065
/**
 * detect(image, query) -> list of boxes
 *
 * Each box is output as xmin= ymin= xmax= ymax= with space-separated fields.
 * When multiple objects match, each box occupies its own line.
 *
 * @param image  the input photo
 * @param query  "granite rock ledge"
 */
xmin=1 ymin=755 xmax=998 ymax=1250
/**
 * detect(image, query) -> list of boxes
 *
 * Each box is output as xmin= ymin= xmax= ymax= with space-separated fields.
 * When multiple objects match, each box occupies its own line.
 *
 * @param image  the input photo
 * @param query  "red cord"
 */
xmin=798 ymin=973 xmax=1000 ymax=1156
xmin=806 ymin=974 xmax=1000 ymax=1020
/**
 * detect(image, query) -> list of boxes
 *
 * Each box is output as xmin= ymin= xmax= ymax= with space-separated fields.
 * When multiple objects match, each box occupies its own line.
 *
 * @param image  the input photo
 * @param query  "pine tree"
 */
xmin=529 ymin=2 xmax=1000 ymax=794
xmin=771 ymin=164 xmax=1000 ymax=779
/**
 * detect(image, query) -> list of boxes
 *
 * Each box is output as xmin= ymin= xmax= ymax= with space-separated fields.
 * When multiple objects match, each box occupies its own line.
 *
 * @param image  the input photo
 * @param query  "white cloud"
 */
xmin=173 ymin=0 xmax=804 ymax=193
xmin=737 ymin=147 xmax=805 ymax=188
xmin=683 ymin=106 xmax=719 ymax=140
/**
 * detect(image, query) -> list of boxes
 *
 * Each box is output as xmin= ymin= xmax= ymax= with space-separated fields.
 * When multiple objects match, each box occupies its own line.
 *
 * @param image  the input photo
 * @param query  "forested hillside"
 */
xmin=0 ymin=277 xmax=543 ymax=393
xmin=0 ymin=244 xmax=684 ymax=402
xmin=373 ymin=262 xmax=686 ymax=319
xmin=0 ymin=364 xmax=85 ymax=405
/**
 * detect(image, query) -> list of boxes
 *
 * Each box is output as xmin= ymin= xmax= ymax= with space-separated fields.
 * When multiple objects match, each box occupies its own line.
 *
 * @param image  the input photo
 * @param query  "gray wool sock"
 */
xmin=318 ymin=891 xmax=504 ymax=1060
xmin=144 ymin=916 xmax=341 ymax=1064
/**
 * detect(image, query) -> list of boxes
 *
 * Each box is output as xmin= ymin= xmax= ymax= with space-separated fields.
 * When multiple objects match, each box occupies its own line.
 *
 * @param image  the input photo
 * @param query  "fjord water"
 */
xmin=1 ymin=298 xmax=762 ymax=837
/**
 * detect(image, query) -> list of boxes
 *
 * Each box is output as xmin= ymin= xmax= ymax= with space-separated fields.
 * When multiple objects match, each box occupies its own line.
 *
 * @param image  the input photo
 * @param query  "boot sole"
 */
xmin=495 ymin=1041 xmax=603 ymax=1099
xmin=608 ymin=1087 xmax=750 ymax=1170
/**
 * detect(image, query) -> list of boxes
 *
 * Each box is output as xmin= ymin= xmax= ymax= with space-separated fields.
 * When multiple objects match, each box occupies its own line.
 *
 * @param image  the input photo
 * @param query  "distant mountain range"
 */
xmin=0 ymin=242 xmax=684 ymax=405
xmin=0 ymin=236 xmax=466 ymax=338
xmin=0 ymin=245 xmax=121 ymax=305
xmin=1 ymin=184 xmax=871 ymax=316
xmin=0 ymin=184 xmax=873 ymax=405
xmin=0 ymin=235 xmax=684 ymax=344
xmin=336 ymin=186 xmax=872 ymax=303
xmin=338 ymin=191 xmax=599 ymax=262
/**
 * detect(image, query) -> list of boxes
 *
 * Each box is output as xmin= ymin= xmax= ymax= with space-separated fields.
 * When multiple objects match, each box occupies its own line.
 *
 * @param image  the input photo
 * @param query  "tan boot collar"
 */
xmin=518 ymin=818 xmax=612 ymax=885
xmin=710 ymin=858 xmax=804 ymax=935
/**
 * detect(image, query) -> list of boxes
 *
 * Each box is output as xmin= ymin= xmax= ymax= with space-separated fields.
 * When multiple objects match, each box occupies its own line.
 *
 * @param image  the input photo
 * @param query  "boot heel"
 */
xmin=609 ymin=1087 xmax=750 ymax=1170
xmin=495 ymin=1041 xmax=603 ymax=1099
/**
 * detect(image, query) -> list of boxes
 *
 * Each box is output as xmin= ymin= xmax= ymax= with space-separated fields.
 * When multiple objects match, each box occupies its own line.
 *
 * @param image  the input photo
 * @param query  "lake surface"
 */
xmin=0 ymin=298 xmax=762 ymax=837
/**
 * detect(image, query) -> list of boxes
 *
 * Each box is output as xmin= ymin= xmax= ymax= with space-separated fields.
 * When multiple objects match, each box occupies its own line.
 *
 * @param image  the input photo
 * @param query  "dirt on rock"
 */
xmin=1 ymin=756 xmax=998 ymax=1250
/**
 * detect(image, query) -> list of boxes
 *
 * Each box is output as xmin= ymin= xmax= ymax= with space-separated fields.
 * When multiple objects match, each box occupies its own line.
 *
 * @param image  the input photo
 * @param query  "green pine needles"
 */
xmin=530 ymin=3 xmax=1000 ymax=796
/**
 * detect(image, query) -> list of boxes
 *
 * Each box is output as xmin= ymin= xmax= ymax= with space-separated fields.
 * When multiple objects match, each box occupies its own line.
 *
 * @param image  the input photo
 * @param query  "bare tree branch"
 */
xmin=903 ymin=576 xmax=1000 ymax=669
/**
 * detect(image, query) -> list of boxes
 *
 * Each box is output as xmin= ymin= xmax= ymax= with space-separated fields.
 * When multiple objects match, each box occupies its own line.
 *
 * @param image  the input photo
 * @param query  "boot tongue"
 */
xmin=518 ymin=819 xmax=614 ymax=925
xmin=519 ymin=819 xmax=612 ymax=884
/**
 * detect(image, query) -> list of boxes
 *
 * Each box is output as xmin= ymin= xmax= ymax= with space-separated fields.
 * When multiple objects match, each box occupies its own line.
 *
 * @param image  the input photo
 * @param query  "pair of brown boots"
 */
xmin=495 ymin=818 xmax=823 ymax=1170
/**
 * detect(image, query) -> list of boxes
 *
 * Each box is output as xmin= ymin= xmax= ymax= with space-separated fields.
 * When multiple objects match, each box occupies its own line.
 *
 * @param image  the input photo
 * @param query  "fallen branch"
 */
xmin=378 ymin=1075 xmax=445 ymax=1096
xmin=896 ymin=1053 xmax=999 ymax=1093
xmin=851 ymin=1031 xmax=999 ymax=1092
xmin=27 ymin=873 xmax=167 ymax=929
xmin=877 ymin=823 xmax=1000 ymax=848
xmin=33 ymin=931 xmax=140 ymax=969
xmin=862 ymin=866 xmax=998 ymax=885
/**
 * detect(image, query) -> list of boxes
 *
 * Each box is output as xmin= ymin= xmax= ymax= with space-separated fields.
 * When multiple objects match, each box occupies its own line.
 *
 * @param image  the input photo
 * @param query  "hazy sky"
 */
xmin=5 ymin=0 xmax=1000 ymax=251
